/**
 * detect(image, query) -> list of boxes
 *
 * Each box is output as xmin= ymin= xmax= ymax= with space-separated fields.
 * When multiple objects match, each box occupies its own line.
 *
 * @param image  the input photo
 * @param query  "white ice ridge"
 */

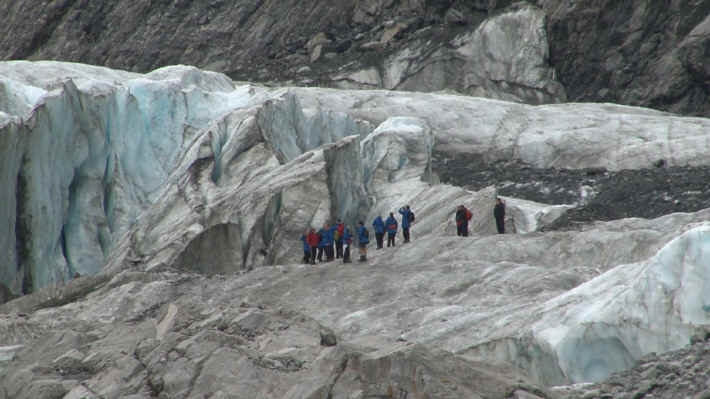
xmin=3 ymin=60 xmax=710 ymax=297
xmin=534 ymin=224 xmax=710 ymax=383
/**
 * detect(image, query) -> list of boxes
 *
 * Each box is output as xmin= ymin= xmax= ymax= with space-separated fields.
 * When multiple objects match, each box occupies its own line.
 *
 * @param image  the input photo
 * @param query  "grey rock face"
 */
xmin=333 ymin=4 xmax=566 ymax=105
xmin=3 ymin=1 xmax=710 ymax=115
xmin=541 ymin=0 xmax=710 ymax=116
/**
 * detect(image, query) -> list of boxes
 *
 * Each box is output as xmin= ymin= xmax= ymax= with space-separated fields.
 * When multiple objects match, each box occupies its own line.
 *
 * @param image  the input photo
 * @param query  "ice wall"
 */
xmin=534 ymin=225 xmax=710 ymax=383
xmin=0 ymin=62 xmax=267 ymax=294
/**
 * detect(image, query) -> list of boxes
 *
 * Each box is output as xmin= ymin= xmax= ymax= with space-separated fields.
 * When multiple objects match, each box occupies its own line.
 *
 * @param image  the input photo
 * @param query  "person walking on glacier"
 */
xmin=398 ymin=205 xmax=414 ymax=243
xmin=372 ymin=215 xmax=385 ymax=249
xmin=494 ymin=197 xmax=506 ymax=234
xmin=385 ymin=212 xmax=398 ymax=247
xmin=357 ymin=221 xmax=370 ymax=262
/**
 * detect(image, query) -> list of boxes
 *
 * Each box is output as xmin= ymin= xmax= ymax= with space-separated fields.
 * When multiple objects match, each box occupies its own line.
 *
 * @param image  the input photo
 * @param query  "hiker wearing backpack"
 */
xmin=357 ymin=221 xmax=370 ymax=262
xmin=372 ymin=215 xmax=385 ymax=249
xmin=455 ymin=205 xmax=472 ymax=237
xmin=306 ymin=228 xmax=320 ymax=264
xmin=318 ymin=222 xmax=336 ymax=262
xmin=335 ymin=219 xmax=345 ymax=258
xmin=342 ymin=225 xmax=353 ymax=263
xmin=385 ymin=212 xmax=398 ymax=247
xmin=399 ymin=205 xmax=414 ymax=243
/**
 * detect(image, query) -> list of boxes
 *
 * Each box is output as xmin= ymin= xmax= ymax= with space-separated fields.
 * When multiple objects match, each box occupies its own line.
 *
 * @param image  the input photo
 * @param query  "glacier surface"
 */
xmin=2 ymin=61 xmax=710 ymax=388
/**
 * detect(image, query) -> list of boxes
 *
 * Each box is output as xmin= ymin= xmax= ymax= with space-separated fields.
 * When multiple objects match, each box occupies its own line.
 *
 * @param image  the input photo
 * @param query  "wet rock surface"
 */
xmin=432 ymin=151 xmax=710 ymax=229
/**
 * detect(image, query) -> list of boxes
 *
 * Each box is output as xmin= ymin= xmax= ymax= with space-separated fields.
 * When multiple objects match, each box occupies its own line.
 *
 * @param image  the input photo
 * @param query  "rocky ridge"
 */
xmin=2 ymin=1 xmax=710 ymax=115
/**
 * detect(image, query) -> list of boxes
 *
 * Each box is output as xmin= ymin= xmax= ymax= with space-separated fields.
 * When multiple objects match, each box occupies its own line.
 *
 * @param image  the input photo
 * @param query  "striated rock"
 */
xmin=541 ymin=0 xmax=710 ymax=116
xmin=2 ymin=0 xmax=710 ymax=116
xmin=334 ymin=4 xmax=566 ymax=104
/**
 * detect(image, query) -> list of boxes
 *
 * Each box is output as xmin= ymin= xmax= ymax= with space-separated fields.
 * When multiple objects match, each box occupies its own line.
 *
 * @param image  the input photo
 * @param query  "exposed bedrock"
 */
xmin=4 ymin=0 xmax=710 ymax=116
xmin=333 ymin=3 xmax=566 ymax=105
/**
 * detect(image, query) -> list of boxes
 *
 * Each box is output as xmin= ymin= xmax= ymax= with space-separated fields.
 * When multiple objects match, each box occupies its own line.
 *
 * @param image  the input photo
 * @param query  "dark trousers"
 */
xmin=403 ymin=228 xmax=410 ymax=242
xmin=375 ymin=233 xmax=384 ymax=249
xmin=457 ymin=224 xmax=468 ymax=237
xmin=310 ymin=249 xmax=317 ymax=264
xmin=343 ymin=244 xmax=351 ymax=263
xmin=325 ymin=245 xmax=334 ymax=261
xmin=496 ymin=217 xmax=505 ymax=234
xmin=317 ymin=247 xmax=324 ymax=262
xmin=387 ymin=232 xmax=396 ymax=247
xmin=336 ymin=240 xmax=343 ymax=258
xmin=303 ymin=250 xmax=311 ymax=263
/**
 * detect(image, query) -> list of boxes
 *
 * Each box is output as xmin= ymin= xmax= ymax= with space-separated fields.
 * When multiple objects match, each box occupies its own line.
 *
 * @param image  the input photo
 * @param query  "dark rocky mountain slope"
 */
xmin=2 ymin=0 xmax=709 ymax=115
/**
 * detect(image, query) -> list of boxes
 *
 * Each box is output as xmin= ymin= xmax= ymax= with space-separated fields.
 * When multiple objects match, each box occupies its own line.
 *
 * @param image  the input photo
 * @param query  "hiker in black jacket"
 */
xmin=494 ymin=198 xmax=506 ymax=234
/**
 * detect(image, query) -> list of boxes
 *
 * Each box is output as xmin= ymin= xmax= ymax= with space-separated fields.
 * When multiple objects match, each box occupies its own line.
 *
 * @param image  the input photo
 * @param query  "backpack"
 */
xmin=408 ymin=211 xmax=415 ymax=223
xmin=363 ymin=227 xmax=369 ymax=239
xmin=465 ymin=209 xmax=472 ymax=220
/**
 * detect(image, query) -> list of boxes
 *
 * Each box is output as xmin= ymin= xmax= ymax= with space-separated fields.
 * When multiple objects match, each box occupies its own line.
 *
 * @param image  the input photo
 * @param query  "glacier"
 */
xmin=2 ymin=61 xmax=710 ymax=392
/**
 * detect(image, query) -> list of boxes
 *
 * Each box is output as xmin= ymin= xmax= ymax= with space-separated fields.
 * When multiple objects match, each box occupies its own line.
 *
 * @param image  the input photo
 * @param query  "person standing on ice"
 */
xmin=494 ymin=197 xmax=506 ymax=234
xmin=385 ymin=212 xmax=398 ymax=247
xmin=334 ymin=219 xmax=345 ymax=258
xmin=372 ymin=215 xmax=385 ymax=249
xmin=399 ymin=205 xmax=414 ymax=243
xmin=357 ymin=221 xmax=370 ymax=262
xmin=342 ymin=225 xmax=353 ymax=263
xmin=323 ymin=222 xmax=337 ymax=261
xmin=300 ymin=229 xmax=311 ymax=264
xmin=306 ymin=228 xmax=320 ymax=264
xmin=455 ymin=205 xmax=472 ymax=237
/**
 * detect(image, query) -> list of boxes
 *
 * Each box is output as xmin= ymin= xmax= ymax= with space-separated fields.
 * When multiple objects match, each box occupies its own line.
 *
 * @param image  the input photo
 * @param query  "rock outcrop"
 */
xmin=2 ymin=1 xmax=709 ymax=115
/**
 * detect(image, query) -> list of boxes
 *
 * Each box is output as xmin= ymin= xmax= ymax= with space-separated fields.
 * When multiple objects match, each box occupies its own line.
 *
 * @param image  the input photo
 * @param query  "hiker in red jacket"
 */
xmin=335 ymin=219 xmax=345 ymax=259
xmin=306 ymin=228 xmax=320 ymax=264
xmin=455 ymin=205 xmax=472 ymax=237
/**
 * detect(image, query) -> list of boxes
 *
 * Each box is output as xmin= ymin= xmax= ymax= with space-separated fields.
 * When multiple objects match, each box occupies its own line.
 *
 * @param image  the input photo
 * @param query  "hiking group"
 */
xmin=299 ymin=199 xmax=504 ymax=264
xmin=371 ymin=205 xmax=414 ymax=249
xmin=300 ymin=205 xmax=415 ymax=265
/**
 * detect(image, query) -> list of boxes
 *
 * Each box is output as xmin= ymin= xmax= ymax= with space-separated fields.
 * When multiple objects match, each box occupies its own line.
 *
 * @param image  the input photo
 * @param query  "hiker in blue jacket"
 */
xmin=385 ymin=212 xmax=398 ymax=247
xmin=323 ymin=222 xmax=337 ymax=262
xmin=318 ymin=222 xmax=336 ymax=262
xmin=399 ymin=205 xmax=414 ymax=243
xmin=372 ymin=215 xmax=385 ymax=249
xmin=357 ymin=221 xmax=369 ymax=262
xmin=316 ymin=225 xmax=328 ymax=262
xmin=300 ymin=229 xmax=311 ymax=264
xmin=342 ymin=225 xmax=353 ymax=263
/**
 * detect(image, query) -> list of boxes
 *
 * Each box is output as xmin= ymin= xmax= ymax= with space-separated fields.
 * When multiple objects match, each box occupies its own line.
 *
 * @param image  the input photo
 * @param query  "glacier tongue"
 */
xmin=2 ymin=61 xmax=710 ymax=390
